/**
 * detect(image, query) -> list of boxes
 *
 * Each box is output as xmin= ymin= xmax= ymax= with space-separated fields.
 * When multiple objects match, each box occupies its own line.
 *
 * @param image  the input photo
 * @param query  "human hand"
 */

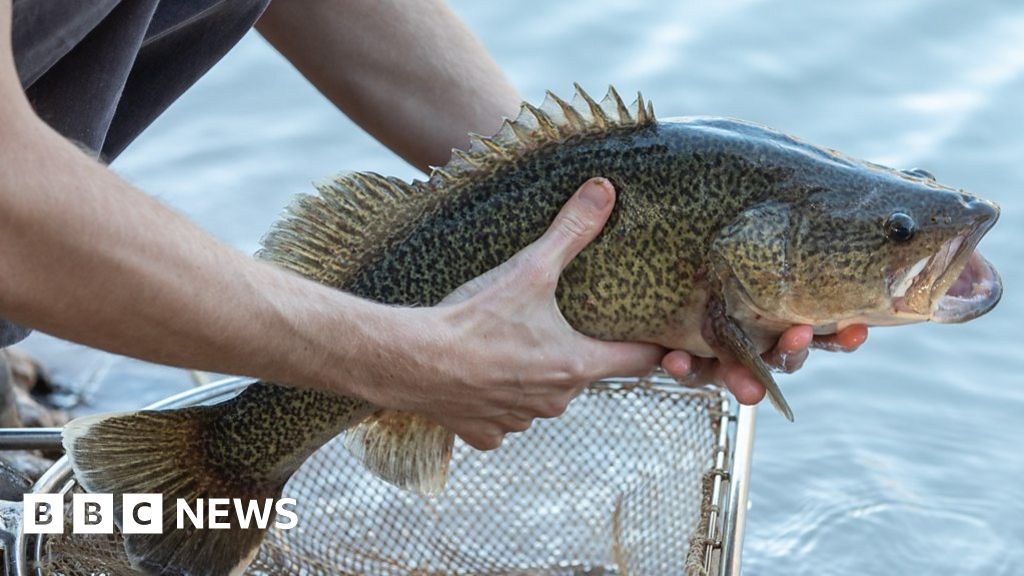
xmin=376 ymin=177 xmax=868 ymax=450
xmin=660 ymin=325 xmax=869 ymax=405
xmin=391 ymin=178 xmax=665 ymax=450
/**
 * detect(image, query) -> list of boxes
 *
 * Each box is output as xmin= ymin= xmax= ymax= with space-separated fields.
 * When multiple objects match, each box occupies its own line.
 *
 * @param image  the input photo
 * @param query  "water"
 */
xmin=17 ymin=1 xmax=1024 ymax=573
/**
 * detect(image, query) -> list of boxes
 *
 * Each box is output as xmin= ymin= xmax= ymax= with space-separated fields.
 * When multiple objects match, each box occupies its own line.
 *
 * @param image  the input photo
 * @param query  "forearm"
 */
xmin=0 ymin=110 xmax=417 ymax=393
xmin=257 ymin=0 xmax=521 ymax=171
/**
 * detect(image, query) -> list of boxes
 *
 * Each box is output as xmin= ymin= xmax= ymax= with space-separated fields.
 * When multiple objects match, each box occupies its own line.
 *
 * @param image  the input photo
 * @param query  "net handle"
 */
xmin=721 ymin=404 xmax=757 ymax=576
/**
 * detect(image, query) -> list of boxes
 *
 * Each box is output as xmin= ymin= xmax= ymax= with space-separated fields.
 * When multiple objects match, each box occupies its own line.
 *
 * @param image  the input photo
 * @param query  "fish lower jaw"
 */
xmin=930 ymin=250 xmax=1002 ymax=323
xmin=889 ymin=249 xmax=1001 ymax=324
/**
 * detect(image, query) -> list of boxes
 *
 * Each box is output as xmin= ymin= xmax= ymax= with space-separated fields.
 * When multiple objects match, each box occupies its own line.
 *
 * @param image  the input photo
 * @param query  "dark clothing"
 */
xmin=0 ymin=322 xmax=29 ymax=349
xmin=0 ymin=0 xmax=271 ymax=347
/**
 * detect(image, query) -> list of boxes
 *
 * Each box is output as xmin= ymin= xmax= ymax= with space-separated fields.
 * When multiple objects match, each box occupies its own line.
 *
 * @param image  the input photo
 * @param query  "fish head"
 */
xmin=865 ymin=178 xmax=1000 ymax=325
xmin=713 ymin=163 xmax=1001 ymax=330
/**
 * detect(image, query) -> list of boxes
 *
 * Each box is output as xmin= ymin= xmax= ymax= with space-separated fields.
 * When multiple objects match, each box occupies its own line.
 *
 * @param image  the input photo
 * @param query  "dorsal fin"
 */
xmin=429 ymin=84 xmax=655 ymax=188
xmin=258 ymin=85 xmax=655 ymax=285
xmin=257 ymin=172 xmax=437 ymax=286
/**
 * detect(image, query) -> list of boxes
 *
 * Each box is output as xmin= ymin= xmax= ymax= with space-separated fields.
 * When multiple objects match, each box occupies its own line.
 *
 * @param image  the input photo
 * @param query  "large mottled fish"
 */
xmin=62 ymin=85 xmax=1001 ymax=575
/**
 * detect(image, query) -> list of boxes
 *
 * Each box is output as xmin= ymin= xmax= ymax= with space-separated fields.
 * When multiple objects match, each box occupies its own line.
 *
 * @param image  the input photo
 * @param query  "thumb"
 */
xmin=533 ymin=178 xmax=616 ymax=270
xmin=584 ymin=339 xmax=667 ymax=380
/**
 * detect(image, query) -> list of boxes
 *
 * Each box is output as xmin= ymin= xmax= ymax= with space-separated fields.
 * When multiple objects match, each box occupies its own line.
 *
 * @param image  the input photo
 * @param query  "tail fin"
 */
xmin=345 ymin=410 xmax=453 ymax=496
xmin=63 ymin=408 xmax=282 ymax=576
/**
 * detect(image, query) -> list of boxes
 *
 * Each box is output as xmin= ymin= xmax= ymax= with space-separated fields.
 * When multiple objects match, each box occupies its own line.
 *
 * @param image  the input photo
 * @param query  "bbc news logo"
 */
xmin=23 ymin=494 xmax=298 ymax=534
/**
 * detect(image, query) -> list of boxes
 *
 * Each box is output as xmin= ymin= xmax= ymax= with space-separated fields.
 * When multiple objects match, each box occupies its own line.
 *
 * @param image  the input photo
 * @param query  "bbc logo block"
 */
xmin=23 ymin=494 xmax=297 ymax=534
xmin=72 ymin=493 xmax=113 ymax=534
xmin=23 ymin=494 xmax=63 ymax=534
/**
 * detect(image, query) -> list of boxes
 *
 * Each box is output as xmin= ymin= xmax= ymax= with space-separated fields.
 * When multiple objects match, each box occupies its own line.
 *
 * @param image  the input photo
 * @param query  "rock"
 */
xmin=0 ymin=457 xmax=32 ymax=500
xmin=0 ymin=350 xmax=68 ymax=428
xmin=4 ymin=347 xmax=53 ymax=393
xmin=0 ymin=353 xmax=21 ymax=428
xmin=0 ymin=451 xmax=54 ymax=484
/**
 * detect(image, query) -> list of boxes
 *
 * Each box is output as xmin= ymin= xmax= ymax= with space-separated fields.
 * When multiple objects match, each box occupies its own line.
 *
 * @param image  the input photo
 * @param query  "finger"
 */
xmin=762 ymin=325 xmax=813 ymax=372
xmin=718 ymin=362 xmax=767 ymax=405
xmin=774 ymin=348 xmax=808 ymax=374
xmin=584 ymin=340 xmax=666 ymax=380
xmin=495 ymin=415 xmax=534 ymax=433
xmin=453 ymin=426 xmax=505 ymax=451
xmin=525 ymin=395 xmax=572 ymax=419
xmin=812 ymin=324 xmax=868 ymax=352
xmin=685 ymin=356 xmax=718 ymax=386
xmin=660 ymin=350 xmax=694 ymax=379
xmin=531 ymin=178 xmax=616 ymax=270
xmin=776 ymin=325 xmax=814 ymax=354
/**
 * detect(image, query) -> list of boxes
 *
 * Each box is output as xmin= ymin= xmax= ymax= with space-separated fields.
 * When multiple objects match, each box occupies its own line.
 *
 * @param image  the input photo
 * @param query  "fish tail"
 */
xmin=63 ymin=407 xmax=283 ymax=576
xmin=345 ymin=410 xmax=453 ymax=496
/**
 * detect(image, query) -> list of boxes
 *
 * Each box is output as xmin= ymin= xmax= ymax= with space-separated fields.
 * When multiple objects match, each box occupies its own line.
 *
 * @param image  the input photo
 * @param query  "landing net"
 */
xmin=38 ymin=378 xmax=727 ymax=575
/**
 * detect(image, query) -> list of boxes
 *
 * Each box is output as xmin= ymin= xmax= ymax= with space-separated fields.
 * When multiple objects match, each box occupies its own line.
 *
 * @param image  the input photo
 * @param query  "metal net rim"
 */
xmin=12 ymin=377 xmax=737 ymax=576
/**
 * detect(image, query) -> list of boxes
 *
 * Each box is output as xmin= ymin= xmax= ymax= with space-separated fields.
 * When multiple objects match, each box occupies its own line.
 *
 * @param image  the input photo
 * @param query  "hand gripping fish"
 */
xmin=61 ymin=85 xmax=1001 ymax=575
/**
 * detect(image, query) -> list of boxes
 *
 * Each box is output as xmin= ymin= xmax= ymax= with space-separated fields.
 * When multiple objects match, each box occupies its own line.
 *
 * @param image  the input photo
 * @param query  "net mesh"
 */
xmin=36 ymin=379 xmax=725 ymax=576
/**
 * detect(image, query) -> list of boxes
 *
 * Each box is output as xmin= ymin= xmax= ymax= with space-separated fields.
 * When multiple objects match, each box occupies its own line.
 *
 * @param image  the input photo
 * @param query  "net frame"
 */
xmin=0 ymin=376 xmax=752 ymax=576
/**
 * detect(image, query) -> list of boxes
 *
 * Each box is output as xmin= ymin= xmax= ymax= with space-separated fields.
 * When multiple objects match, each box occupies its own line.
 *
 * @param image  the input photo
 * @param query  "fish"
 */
xmin=61 ymin=84 xmax=1001 ymax=575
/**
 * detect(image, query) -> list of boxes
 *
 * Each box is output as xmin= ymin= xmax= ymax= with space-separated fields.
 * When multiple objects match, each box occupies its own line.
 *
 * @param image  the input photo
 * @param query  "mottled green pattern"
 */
xmin=213 ymin=113 xmax=997 ymax=479
xmin=204 ymin=384 xmax=373 ymax=484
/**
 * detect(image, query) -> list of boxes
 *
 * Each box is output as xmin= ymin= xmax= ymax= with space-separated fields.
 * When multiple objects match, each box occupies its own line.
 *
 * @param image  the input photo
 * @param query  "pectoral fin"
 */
xmin=704 ymin=298 xmax=795 ymax=422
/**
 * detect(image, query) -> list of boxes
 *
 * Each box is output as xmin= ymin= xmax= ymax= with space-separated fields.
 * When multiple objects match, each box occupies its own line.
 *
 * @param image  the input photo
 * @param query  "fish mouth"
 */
xmin=893 ymin=200 xmax=1001 ymax=323
xmin=930 ymin=248 xmax=1002 ymax=323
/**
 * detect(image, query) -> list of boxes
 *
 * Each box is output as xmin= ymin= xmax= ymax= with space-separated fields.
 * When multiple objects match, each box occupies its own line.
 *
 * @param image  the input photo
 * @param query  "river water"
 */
xmin=18 ymin=1 xmax=1024 ymax=574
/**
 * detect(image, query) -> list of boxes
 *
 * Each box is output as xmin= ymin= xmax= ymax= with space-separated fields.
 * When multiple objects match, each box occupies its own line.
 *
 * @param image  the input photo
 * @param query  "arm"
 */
xmin=0 ymin=4 xmax=389 ymax=394
xmin=256 ymin=0 xmax=521 ymax=171
xmin=0 ymin=1 xmax=665 ymax=449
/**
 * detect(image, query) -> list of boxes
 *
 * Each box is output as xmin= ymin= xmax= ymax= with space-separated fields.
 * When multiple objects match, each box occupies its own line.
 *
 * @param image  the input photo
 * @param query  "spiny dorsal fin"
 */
xmin=259 ymin=85 xmax=655 ymax=286
xmin=545 ymin=90 xmax=587 ymax=130
xmin=572 ymin=82 xmax=608 ymax=129
xmin=635 ymin=91 xmax=650 ymax=124
xmin=429 ymin=84 xmax=654 ymax=188
xmin=522 ymin=102 xmax=560 ymax=140
xmin=606 ymin=86 xmax=632 ymax=124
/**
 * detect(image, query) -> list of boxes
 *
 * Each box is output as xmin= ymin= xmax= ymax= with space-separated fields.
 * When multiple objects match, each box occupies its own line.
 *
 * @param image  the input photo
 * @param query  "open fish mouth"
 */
xmin=893 ymin=221 xmax=1002 ymax=324
xmin=931 ymin=248 xmax=1002 ymax=323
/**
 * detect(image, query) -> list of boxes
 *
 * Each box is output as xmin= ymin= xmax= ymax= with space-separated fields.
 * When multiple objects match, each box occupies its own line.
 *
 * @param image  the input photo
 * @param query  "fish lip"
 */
xmin=930 ymin=199 xmax=1000 ymax=322
xmin=892 ymin=198 xmax=1000 ymax=322
xmin=931 ymin=250 xmax=1002 ymax=323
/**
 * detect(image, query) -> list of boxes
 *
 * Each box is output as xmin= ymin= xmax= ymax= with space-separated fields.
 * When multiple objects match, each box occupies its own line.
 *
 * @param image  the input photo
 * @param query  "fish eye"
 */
xmin=884 ymin=212 xmax=916 ymax=242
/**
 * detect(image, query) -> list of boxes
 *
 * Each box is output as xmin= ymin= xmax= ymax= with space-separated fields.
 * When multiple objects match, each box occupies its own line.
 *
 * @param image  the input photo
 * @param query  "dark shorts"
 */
xmin=1 ymin=0 xmax=271 ymax=347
